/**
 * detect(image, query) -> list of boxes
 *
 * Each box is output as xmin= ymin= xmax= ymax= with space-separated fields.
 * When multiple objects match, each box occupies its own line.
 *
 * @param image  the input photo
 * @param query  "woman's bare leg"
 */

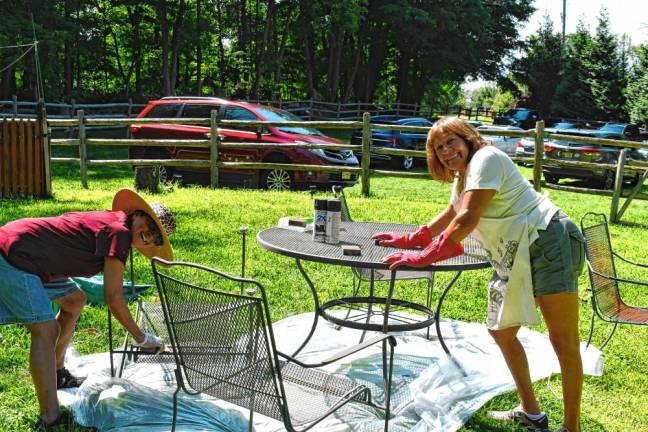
xmin=537 ymin=292 xmax=582 ymax=431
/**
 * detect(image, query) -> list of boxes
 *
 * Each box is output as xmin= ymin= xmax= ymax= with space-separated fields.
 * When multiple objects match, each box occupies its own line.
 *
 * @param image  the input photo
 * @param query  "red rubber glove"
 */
xmin=381 ymin=231 xmax=464 ymax=270
xmin=371 ymin=225 xmax=433 ymax=249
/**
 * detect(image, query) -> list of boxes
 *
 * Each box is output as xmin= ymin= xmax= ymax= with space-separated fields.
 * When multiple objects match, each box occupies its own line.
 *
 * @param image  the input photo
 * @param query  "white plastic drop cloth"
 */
xmin=59 ymin=313 xmax=603 ymax=431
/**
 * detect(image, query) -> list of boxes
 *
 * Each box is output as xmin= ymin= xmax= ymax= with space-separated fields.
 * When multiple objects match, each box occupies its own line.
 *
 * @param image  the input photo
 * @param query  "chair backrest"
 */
xmin=151 ymin=259 xmax=288 ymax=422
xmin=332 ymin=185 xmax=353 ymax=222
xmin=580 ymin=212 xmax=624 ymax=320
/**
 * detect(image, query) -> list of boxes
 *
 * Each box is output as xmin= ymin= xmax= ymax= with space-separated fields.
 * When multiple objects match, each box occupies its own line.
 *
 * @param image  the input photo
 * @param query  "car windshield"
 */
xmin=254 ymin=107 xmax=322 ymax=136
xmin=506 ymin=109 xmax=531 ymax=121
xmin=553 ymin=122 xmax=577 ymax=129
xmin=600 ymin=124 xmax=624 ymax=133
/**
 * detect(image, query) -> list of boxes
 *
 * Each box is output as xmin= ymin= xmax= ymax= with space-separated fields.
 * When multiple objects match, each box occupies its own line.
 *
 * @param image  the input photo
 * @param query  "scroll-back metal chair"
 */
xmin=151 ymin=258 xmax=396 ymax=432
xmin=332 ymin=186 xmax=435 ymax=330
xmin=580 ymin=212 xmax=648 ymax=350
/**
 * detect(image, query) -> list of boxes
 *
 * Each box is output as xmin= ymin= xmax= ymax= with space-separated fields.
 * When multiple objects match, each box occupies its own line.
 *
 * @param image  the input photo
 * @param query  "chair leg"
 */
xmin=600 ymin=321 xmax=618 ymax=350
xmin=425 ymin=273 xmax=435 ymax=340
xmin=585 ymin=310 xmax=596 ymax=349
xmin=171 ymin=385 xmax=180 ymax=432
xmin=383 ymin=341 xmax=395 ymax=432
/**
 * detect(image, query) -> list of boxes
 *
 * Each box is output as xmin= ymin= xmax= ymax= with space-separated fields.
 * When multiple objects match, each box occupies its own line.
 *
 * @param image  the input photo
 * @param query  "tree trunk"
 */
xmin=127 ymin=4 xmax=143 ymax=99
xmin=169 ymin=0 xmax=187 ymax=94
xmin=64 ymin=0 xmax=73 ymax=98
xmin=215 ymin=0 xmax=226 ymax=92
xmin=252 ymin=0 xmax=275 ymax=98
xmin=158 ymin=0 xmax=171 ymax=95
xmin=298 ymin=0 xmax=317 ymax=99
xmin=196 ymin=0 xmax=203 ymax=94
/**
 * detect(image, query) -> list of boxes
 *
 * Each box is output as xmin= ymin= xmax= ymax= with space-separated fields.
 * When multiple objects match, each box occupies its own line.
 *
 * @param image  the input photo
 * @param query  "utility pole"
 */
xmin=561 ymin=0 xmax=567 ymax=45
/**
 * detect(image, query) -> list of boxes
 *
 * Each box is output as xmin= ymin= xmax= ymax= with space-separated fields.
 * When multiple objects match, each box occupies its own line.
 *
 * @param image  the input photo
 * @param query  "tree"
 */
xmin=551 ymin=21 xmax=597 ymax=119
xmin=585 ymin=9 xmax=627 ymax=120
xmin=507 ymin=15 xmax=563 ymax=115
xmin=627 ymin=44 xmax=648 ymax=127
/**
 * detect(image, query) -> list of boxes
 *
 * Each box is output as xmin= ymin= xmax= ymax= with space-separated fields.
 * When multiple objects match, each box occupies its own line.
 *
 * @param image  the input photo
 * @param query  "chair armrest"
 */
xmin=613 ymin=251 xmax=648 ymax=268
xmin=277 ymin=334 xmax=397 ymax=368
xmin=588 ymin=265 xmax=648 ymax=288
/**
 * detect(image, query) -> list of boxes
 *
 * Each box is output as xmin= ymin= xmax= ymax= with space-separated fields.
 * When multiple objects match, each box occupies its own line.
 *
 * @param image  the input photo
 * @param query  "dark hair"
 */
xmin=426 ymin=117 xmax=490 ymax=182
xmin=126 ymin=210 xmax=164 ymax=246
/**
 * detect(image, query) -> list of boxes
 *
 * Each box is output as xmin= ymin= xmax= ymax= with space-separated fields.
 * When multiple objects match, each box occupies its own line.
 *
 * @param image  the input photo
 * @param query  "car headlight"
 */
xmin=309 ymin=148 xmax=326 ymax=157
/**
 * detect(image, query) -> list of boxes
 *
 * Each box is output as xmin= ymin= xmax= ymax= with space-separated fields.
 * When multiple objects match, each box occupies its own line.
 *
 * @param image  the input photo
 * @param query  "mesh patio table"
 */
xmin=257 ymin=221 xmax=490 ymax=356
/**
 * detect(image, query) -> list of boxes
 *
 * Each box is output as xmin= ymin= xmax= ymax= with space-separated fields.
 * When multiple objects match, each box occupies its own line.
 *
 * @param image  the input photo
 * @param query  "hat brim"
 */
xmin=112 ymin=189 xmax=174 ymax=261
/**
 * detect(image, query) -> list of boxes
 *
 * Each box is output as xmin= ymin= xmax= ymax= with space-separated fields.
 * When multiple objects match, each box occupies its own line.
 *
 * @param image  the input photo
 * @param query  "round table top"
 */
xmin=257 ymin=221 xmax=490 ymax=272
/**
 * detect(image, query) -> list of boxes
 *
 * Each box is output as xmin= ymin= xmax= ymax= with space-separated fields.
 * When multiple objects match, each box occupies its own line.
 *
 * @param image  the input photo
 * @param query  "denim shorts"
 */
xmin=529 ymin=211 xmax=585 ymax=296
xmin=0 ymin=254 xmax=80 ymax=325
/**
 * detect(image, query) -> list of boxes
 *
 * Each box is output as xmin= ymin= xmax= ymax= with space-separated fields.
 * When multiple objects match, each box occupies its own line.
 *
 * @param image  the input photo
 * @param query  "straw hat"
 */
xmin=112 ymin=189 xmax=175 ymax=260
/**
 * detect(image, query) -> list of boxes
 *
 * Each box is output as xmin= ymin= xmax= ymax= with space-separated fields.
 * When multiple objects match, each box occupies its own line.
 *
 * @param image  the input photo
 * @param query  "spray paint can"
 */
xmin=312 ymin=199 xmax=328 ymax=242
xmin=326 ymin=198 xmax=341 ymax=244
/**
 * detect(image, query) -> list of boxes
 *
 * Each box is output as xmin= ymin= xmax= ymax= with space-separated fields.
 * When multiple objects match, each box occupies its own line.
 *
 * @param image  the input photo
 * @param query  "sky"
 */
xmin=463 ymin=0 xmax=648 ymax=91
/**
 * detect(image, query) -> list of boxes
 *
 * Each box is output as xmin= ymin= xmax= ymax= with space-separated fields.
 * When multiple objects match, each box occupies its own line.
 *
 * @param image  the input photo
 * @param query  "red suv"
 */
xmin=129 ymin=97 xmax=359 ymax=189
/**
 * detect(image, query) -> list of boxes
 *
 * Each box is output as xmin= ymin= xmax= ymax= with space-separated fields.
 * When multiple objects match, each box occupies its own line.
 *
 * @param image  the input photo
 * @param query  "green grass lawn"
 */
xmin=1 ymin=160 xmax=648 ymax=431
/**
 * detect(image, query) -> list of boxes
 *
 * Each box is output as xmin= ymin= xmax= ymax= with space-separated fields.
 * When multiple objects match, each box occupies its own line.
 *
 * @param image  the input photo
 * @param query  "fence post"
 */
xmin=12 ymin=95 xmax=18 ymax=117
xmin=533 ymin=120 xmax=544 ymax=192
xmin=37 ymin=99 xmax=52 ymax=197
xmin=609 ymin=149 xmax=626 ymax=223
xmin=209 ymin=109 xmax=219 ymax=188
xmin=70 ymin=99 xmax=76 ymax=117
xmin=127 ymin=98 xmax=133 ymax=117
xmin=78 ymin=110 xmax=88 ymax=188
xmin=361 ymin=112 xmax=371 ymax=197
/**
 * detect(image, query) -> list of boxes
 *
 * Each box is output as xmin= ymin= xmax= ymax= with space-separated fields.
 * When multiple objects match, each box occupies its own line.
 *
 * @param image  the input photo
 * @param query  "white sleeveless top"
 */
xmin=451 ymin=146 xmax=559 ymax=329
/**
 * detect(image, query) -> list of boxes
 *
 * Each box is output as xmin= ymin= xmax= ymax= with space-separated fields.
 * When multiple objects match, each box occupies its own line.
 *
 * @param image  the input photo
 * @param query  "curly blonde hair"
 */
xmin=426 ymin=117 xmax=490 ymax=182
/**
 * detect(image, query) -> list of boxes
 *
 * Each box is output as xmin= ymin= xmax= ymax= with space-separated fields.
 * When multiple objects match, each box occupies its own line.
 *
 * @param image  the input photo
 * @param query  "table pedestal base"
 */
xmin=320 ymin=296 xmax=435 ymax=332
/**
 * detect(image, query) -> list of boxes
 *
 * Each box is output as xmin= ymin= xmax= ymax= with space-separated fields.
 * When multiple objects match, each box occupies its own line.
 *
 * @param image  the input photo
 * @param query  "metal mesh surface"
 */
xmin=257 ymin=221 xmax=489 ymax=271
xmin=582 ymin=218 xmax=648 ymax=324
xmin=154 ymin=263 xmax=374 ymax=429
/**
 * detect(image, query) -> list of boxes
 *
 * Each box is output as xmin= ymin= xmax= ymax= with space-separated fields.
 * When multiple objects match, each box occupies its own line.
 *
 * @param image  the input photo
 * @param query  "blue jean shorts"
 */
xmin=0 ymin=254 xmax=80 ymax=325
xmin=529 ymin=211 xmax=585 ymax=296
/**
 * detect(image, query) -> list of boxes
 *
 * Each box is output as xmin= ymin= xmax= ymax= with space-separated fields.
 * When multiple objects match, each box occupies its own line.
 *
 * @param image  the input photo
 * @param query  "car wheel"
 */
xmin=601 ymin=171 xmax=615 ymax=190
xmin=262 ymin=168 xmax=293 ymax=190
xmin=402 ymin=155 xmax=415 ymax=171
xmin=544 ymin=173 xmax=560 ymax=184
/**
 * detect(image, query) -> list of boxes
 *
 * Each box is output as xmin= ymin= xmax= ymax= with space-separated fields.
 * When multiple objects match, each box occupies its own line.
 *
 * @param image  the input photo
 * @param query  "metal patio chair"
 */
xmin=332 ymin=186 xmax=435 ymax=333
xmin=580 ymin=212 xmax=648 ymax=350
xmin=151 ymin=258 xmax=396 ymax=432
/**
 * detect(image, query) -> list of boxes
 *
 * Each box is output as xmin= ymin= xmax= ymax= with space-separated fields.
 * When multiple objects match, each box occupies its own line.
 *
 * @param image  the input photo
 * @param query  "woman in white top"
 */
xmin=373 ymin=118 xmax=584 ymax=432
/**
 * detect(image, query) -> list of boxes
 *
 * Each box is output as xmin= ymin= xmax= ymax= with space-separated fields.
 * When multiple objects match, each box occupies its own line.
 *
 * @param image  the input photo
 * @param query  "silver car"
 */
xmin=477 ymin=125 xmax=523 ymax=156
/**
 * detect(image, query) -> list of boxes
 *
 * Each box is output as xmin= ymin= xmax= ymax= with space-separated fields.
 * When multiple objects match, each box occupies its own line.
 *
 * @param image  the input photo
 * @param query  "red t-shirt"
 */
xmin=0 ymin=210 xmax=131 ymax=283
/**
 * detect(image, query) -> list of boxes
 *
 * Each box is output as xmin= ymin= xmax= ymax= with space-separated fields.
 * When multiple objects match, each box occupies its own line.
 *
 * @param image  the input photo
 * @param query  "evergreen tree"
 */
xmin=626 ymin=44 xmax=648 ymax=127
xmin=585 ymin=9 xmax=627 ymax=120
xmin=552 ymin=22 xmax=597 ymax=119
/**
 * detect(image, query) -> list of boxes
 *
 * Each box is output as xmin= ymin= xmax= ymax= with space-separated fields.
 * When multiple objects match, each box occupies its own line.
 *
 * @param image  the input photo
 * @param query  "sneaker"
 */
xmin=487 ymin=406 xmax=549 ymax=431
xmin=56 ymin=367 xmax=86 ymax=389
xmin=37 ymin=409 xmax=97 ymax=432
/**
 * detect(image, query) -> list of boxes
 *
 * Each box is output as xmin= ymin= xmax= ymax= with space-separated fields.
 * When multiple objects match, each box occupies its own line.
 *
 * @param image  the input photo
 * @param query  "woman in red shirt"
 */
xmin=0 ymin=189 xmax=176 ymax=429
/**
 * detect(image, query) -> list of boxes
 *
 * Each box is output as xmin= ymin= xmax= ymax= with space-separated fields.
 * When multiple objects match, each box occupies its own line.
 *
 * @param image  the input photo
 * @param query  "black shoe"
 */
xmin=487 ymin=406 xmax=550 ymax=431
xmin=37 ymin=408 xmax=97 ymax=431
xmin=56 ymin=367 xmax=86 ymax=389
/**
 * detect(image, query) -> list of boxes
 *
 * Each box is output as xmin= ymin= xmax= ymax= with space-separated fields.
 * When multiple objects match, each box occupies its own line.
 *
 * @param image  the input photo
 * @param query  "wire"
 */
xmin=0 ymin=44 xmax=35 ymax=74
xmin=0 ymin=42 xmax=37 ymax=49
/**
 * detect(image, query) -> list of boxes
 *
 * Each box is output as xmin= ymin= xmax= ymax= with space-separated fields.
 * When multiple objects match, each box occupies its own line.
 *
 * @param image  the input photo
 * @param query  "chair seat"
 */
xmin=615 ymin=306 xmax=648 ymax=325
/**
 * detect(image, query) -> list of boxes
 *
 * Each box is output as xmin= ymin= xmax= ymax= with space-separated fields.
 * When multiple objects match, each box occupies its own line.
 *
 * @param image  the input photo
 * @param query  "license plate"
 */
xmin=563 ymin=151 xmax=573 ymax=158
xmin=341 ymin=171 xmax=351 ymax=180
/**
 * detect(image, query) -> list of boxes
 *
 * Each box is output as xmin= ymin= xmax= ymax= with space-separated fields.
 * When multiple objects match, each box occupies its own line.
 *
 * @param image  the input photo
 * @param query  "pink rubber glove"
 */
xmin=372 ymin=225 xmax=433 ymax=249
xmin=382 ymin=231 xmax=464 ymax=269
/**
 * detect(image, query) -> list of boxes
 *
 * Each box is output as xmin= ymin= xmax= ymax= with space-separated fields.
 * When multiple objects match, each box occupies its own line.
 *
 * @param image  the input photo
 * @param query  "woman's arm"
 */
xmin=425 ymin=203 xmax=457 ymax=237
xmin=445 ymin=189 xmax=496 ymax=243
xmin=103 ymin=256 xmax=145 ymax=343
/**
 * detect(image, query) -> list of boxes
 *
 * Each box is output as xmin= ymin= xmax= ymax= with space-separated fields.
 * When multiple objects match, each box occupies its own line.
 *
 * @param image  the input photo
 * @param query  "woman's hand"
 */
xmin=372 ymin=225 xmax=432 ymax=248
xmin=382 ymin=231 xmax=464 ymax=269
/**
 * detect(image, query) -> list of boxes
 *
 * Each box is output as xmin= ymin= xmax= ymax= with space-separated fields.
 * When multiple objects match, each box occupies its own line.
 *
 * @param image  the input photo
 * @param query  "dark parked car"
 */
xmin=542 ymin=131 xmax=642 ymax=189
xmin=493 ymin=108 xmax=540 ymax=130
xmin=350 ymin=116 xmax=434 ymax=170
xmin=129 ymin=97 xmax=359 ymax=190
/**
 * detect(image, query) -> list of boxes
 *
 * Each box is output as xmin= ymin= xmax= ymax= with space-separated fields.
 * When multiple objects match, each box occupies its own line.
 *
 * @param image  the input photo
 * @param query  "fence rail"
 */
xmin=17 ymin=109 xmax=648 ymax=223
